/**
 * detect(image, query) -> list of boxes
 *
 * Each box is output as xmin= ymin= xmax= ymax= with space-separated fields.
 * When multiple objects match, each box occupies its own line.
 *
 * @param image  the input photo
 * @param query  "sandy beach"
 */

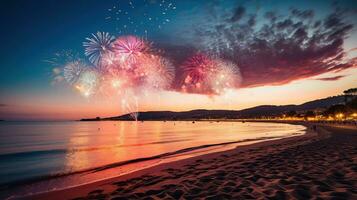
xmin=29 ymin=123 xmax=357 ymax=200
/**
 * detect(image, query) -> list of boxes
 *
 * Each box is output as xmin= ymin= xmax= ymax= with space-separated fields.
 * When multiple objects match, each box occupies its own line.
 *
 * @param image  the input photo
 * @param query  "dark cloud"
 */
xmin=230 ymin=6 xmax=245 ymax=22
xmin=264 ymin=11 xmax=278 ymax=22
xmin=247 ymin=14 xmax=256 ymax=27
xmin=0 ymin=104 xmax=7 ymax=107
xmin=315 ymin=75 xmax=346 ymax=81
xmin=290 ymin=8 xmax=314 ymax=19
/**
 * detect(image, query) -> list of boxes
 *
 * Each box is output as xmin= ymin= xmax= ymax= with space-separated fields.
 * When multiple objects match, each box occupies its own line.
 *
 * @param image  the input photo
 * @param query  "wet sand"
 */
xmin=31 ymin=124 xmax=357 ymax=200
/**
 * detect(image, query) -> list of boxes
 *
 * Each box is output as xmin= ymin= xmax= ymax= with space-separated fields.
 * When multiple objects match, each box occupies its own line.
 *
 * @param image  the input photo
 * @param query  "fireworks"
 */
xmin=138 ymin=55 xmax=175 ymax=89
xmin=112 ymin=35 xmax=149 ymax=68
xmin=63 ymin=61 xmax=86 ymax=85
xmin=181 ymin=54 xmax=241 ymax=95
xmin=75 ymin=69 xmax=99 ymax=97
xmin=48 ymin=31 xmax=243 ymax=118
xmin=46 ymin=50 xmax=83 ymax=85
xmin=121 ymin=90 xmax=139 ymax=121
xmin=83 ymin=32 xmax=115 ymax=66
xmin=181 ymin=53 xmax=215 ymax=93
xmin=105 ymin=0 xmax=177 ymax=36
xmin=45 ymin=50 xmax=80 ymax=67
xmin=211 ymin=59 xmax=241 ymax=94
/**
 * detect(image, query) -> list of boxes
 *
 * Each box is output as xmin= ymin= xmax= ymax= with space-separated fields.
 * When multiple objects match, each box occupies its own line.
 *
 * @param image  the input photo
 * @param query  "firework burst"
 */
xmin=137 ymin=55 xmax=175 ymax=90
xmin=210 ymin=59 xmax=241 ymax=94
xmin=63 ymin=61 xmax=86 ymax=85
xmin=45 ymin=50 xmax=84 ymax=85
xmin=112 ymin=35 xmax=149 ymax=68
xmin=181 ymin=54 xmax=241 ymax=94
xmin=75 ymin=68 xmax=100 ymax=97
xmin=83 ymin=32 xmax=115 ymax=66
xmin=181 ymin=53 xmax=215 ymax=93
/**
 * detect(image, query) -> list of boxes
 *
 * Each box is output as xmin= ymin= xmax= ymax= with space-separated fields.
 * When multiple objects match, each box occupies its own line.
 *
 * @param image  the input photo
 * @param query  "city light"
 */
xmin=335 ymin=113 xmax=344 ymax=119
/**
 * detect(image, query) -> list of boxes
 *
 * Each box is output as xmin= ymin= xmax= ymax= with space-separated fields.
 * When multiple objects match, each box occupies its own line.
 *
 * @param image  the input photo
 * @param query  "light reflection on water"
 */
xmin=0 ymin=121 xmax=305 ymax=187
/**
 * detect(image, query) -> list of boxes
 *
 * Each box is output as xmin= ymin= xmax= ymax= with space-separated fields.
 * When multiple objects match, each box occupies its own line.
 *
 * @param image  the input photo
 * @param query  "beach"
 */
xmin=29 ymin=123 xmax=356 ymax=200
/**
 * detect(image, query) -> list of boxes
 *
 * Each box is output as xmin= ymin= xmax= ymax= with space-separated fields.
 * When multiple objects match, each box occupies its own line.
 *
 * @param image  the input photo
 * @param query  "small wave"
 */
xmin=0 ymin=135 xmax=283 ymax=189
xmin=0 ymin=139 xmax=192 ymax=159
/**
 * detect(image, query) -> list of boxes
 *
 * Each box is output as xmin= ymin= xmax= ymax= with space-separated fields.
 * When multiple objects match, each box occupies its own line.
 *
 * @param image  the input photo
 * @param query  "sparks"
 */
xmin=83 ymin=32 xmax=115 ymax=66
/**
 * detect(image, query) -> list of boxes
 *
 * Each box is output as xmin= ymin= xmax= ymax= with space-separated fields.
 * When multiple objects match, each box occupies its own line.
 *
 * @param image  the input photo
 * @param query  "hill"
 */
xmin=81 ymin=95 xmax=345 ymax=121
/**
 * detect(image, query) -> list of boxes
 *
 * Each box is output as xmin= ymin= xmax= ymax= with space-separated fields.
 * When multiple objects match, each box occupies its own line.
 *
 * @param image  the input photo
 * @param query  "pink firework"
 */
xmin=112 ymin=35 xmax=149 ymax=68
xmin=181 ymin=54 xmax=241 ymax=95
xmin=181 ymin=53 xmax=216 ymax=93
xmin=136 ymin=55 xmax=175 ymax=89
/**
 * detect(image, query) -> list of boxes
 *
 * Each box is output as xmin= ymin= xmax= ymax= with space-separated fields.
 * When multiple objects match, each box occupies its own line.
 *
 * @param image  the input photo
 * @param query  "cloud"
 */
xmin=315 ymin=75 xmax=346 ymax=81
xmin=0 ymin=104 xmax=7 ymax=107
xmin=169 ymin=2 xmax=357 ymax=93
xmin=229 ymin=6 xmax=245 ymax=22
xmin=348 ymin=47 xmax=357 ymax=52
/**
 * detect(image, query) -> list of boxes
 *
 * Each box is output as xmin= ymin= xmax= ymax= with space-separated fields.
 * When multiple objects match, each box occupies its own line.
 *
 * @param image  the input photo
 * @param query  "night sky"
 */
xmin=0 ymin=0 xmax=356 ymax=120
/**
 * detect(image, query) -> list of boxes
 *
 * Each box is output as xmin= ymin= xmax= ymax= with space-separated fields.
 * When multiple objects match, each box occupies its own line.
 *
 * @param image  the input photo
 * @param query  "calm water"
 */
xmin=0 ymin=121 xmax=305 ymax=188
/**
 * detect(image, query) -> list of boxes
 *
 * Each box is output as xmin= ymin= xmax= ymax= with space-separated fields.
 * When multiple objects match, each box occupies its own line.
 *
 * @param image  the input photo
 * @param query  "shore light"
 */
xmin=335 ymin=113 xmax=344 ymax=119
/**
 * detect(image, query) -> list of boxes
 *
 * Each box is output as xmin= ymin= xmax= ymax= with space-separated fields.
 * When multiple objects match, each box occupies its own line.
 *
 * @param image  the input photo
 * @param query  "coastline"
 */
xmin=22 ymin=122 xmax=314 ymax=200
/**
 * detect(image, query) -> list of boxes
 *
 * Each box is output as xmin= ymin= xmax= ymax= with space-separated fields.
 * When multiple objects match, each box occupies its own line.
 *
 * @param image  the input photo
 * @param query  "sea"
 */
xmin=0 ymin=121 xmax=305 ymax=198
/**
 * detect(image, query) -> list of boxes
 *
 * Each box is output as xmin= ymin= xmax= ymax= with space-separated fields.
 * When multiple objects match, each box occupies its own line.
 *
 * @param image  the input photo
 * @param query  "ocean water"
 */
xmin=0 ymin=121 xmax=305 ymax=195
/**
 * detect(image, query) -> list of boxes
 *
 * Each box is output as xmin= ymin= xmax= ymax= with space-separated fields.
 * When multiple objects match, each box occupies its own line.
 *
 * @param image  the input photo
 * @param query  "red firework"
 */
xmin=181 ymin=53 xmax=216 ymax=92
xmin=112 ymin=35 xmax=149 ymax=66
xmin=181 ymin=54 xmax=241 ymax=94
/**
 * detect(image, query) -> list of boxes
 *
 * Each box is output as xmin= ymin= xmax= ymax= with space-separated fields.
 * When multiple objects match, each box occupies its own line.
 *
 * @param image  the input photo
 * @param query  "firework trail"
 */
xmin=45 ymin=50 xmax=81 ymax=67
xmin=63 ymin=61 xmax=86 ymax=85
xmin=83 ymin=32 xmax=115 ymax=66
xmin=121 ymin=89 xmax=139 ymax=121
xmin=112 ymin=35 xmax=149 ymax=68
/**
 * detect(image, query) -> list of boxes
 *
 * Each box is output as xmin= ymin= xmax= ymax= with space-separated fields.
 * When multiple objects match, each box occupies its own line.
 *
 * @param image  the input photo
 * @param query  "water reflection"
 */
xmin=63 ymin=121 xmax=305 ymax=173
xmin=0 ymin=121 xmax=305 ymax=186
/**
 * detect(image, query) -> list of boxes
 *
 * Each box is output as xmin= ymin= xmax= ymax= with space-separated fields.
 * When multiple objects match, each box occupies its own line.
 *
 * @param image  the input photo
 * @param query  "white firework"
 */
xmin=45 ymin=50 xmax=80 ymax=67
xmin=211 ymin=59 xmax=242 ymax=94
xmin=144 ymin=56 xmax=175 ymax=90
xmin=83 ymin=32 xmax=115 ymax=66
xmin=121 ymin=89 xmax=139 ymax=121
xmin=75 ymin=69 xmax=99 ymax=97
xmin=63 ymin=61 xmax=86 ymax=85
